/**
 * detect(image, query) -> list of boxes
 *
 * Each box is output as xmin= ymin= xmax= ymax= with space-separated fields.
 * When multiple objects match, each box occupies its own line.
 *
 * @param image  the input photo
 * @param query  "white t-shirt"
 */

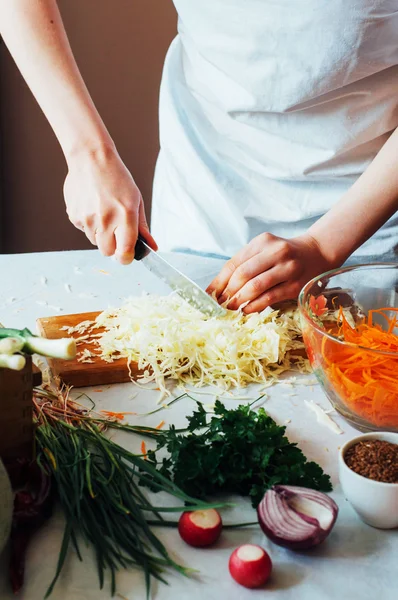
xmin=151 ymin=0 xmax=398 ymax=259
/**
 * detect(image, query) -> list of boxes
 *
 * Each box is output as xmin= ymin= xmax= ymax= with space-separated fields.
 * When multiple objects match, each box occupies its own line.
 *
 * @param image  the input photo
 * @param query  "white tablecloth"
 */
xmin=0 ymin=250 xmax=396 ymax=600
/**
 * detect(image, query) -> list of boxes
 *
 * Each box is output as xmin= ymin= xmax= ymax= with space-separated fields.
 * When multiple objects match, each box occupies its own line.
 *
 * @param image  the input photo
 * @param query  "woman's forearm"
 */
xmin=0 ymin=0 xmax=112 ymax=161
xmin=0 ymin=0 xmax=156 ymax=261
xmin=308 ymin=127 xmax=398 ymax=264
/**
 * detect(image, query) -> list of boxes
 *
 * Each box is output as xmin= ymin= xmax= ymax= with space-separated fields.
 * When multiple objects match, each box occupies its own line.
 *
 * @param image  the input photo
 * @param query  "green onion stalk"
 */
xmin=0 ymin=327 xmax=76 ymax=370
xmin=0 ymin=352 xmax=26 ymax=370
xmin=33 ymin=385 xmax=225 ymax=598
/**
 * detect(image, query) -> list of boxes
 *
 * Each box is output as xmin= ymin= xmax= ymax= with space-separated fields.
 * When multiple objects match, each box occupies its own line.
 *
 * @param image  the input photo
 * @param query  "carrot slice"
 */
xmin=141 ymin=441 xmax=147 ymax=459
xmin=100 ymin=410 xmax=137 ymax=421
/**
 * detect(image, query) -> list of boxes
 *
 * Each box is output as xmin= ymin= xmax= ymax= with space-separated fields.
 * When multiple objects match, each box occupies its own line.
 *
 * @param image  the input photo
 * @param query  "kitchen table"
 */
xmin=0 ymin=250 xmax=396 ymax=600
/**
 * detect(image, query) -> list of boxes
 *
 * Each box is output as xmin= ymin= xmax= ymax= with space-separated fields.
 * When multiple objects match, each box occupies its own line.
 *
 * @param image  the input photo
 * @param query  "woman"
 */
xmin=1 ymin=1 xmax=397 ymax=313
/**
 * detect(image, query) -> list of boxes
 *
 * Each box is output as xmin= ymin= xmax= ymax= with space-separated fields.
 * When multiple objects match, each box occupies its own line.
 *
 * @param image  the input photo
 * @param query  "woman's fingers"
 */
xmin=83 ymin=225 xmax=97 ymax=246
xmin=242 ymin=280 xmax=303 ymax=314
xmin=217 ymin=251 xmax=276 ymax=304
xmin=226 ymin=264 xmax=291 ymax=310
xmin=206 ymin=233 xmax=287 ymax=300
xmin=95 ymin=229 xmax=116 ymax=257
xmin=206 ymin=238 xmax=266 ymax=298
xmin=114 ymin=221 xmax=138 ymax=264
xmin=85 ymin=200 xmax=157 ymax=263
xmin=99 ymin=199 xmax=157 ymax=263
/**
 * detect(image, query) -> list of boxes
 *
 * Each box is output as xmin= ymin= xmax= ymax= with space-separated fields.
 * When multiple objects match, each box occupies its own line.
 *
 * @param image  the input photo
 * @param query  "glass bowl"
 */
xmin=298 ymin=263 xmax=398 ymax=433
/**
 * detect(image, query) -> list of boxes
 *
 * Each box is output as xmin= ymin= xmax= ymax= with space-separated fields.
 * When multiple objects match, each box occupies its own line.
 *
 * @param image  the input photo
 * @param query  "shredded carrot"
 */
xmin=100 ymin=410 xmax=137 ymax=421
xmin=320 ymin=307 xmax=398 ymax=428
xmin=155 ymin=420 xmax=165 ymax=430
xmin=141 ymin=441 xmax=147 ymax=459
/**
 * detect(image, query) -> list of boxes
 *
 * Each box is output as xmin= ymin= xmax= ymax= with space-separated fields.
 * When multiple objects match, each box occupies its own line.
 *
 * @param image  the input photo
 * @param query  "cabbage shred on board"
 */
xmin=67 ymin=295 xmax=309 ymax=391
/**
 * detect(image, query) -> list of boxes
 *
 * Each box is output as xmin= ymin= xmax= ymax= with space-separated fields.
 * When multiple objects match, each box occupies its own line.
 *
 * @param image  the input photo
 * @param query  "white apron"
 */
xmin=151 ymin=0 xmax=398 ymax=259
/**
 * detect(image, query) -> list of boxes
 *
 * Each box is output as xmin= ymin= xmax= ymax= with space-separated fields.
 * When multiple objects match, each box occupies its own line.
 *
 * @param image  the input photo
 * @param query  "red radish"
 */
xmin=229 ymin=544 xmax=272 ymax=589
xmin=178 ymin=509 xmax=222 ymax=547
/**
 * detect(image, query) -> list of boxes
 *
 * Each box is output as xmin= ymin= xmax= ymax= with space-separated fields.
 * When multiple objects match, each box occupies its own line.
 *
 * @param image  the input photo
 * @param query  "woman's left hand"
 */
xmin=206 ymin=232 xmax=335 ymax=313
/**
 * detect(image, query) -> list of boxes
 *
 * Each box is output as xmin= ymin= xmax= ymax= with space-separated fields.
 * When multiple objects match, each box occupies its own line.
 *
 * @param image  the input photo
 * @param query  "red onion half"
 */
xmin=257 ymin=485 xmax=338 ymax=550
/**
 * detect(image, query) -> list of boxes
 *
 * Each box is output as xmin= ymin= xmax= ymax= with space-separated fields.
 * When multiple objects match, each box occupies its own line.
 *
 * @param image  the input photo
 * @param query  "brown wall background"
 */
xmin=0 ymin=0 xmax=177 ymax=254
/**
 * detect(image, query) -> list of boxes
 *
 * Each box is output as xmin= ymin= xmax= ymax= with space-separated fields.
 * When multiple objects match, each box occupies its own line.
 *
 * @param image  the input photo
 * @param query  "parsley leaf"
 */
xmin=144 ymin=401 xmax=332 ymax=507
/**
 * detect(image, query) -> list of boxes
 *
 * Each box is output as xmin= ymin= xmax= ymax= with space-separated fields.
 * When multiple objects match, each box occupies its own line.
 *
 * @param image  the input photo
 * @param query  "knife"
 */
xmin=134 ymin=235 xmax=226 ymax=318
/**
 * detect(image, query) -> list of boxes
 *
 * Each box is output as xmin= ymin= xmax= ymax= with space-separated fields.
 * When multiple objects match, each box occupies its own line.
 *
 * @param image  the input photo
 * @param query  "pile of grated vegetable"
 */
xmin=64 ymin=294 xmax=310 ymax=392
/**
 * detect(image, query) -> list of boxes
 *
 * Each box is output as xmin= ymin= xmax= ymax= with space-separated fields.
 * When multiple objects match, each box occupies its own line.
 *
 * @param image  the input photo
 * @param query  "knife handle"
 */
xmin=134 ymin=234 xmax=150 ymax=261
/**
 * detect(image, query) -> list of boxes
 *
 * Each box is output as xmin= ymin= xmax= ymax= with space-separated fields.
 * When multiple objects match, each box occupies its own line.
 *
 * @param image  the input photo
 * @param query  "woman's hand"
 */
xmin=64 ymin=145 xmax=157 ymax=264
xmin=206 ymin=232 xmax=335 ymax=313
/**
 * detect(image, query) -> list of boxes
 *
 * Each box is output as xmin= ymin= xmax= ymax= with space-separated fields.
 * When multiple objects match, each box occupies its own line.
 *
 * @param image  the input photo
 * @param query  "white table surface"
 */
xmin=0 ymin=249 xmax=396 ymax=600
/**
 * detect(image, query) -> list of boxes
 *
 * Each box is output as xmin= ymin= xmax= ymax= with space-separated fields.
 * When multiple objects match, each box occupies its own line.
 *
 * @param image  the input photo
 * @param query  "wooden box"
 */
xmin=0 ymin=358 xmax=38 ymax=460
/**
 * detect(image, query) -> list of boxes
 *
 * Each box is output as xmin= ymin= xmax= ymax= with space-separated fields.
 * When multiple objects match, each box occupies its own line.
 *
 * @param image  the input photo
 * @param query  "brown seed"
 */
xmin=344 ymin=440 xmax=398 ymax=483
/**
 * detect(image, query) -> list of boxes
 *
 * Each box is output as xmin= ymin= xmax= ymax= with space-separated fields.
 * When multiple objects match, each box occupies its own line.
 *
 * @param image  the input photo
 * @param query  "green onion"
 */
xmin=0 ymin=353 xmax=26 ymax=370
xmin=33 ymin=386 xmax=226 ymax=598
xmin=0 ymin=336 xmax=25 ymax=354
xmin=0 ymin=327 xmax=76 ymax=359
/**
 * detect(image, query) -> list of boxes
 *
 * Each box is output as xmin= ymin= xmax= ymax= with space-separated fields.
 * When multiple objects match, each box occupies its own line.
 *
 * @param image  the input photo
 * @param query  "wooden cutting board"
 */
xmin=36 ymin=312 xmax=140 ymax=387
xmin=37 ymin=307 xmax=307 ymax=389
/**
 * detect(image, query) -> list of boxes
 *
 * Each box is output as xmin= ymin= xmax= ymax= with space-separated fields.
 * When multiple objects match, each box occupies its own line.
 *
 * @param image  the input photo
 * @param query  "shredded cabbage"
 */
xmin=73 ymin=294 xmax=309 ymax=392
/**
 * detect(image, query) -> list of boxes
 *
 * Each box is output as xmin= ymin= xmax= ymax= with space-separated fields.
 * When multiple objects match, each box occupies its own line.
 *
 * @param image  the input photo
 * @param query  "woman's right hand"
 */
xmin=64 ymin=144 xmax=157 ymax=264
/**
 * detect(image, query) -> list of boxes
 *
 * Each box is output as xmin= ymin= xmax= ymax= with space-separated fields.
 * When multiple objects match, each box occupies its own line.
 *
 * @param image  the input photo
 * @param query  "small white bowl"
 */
xmin=339 ymin=432 xmax=398 ymax=529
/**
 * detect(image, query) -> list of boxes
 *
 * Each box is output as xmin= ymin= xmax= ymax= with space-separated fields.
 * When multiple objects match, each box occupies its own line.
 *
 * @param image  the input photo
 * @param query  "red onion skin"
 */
xmin=258 ymin=519 xmax=327 ymax=551
xmin=257 ymin=485 xmax=338 ymax=551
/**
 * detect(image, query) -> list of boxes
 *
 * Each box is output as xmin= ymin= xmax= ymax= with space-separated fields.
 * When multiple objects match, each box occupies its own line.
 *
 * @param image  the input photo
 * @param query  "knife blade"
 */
xmin=134 ymin=235 xmax=226 ymax=318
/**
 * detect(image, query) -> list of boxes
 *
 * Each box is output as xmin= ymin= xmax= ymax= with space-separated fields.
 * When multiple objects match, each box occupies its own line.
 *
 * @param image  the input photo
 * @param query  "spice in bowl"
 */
xmin=344 ymin=439 xmax=398 ymax=483
xmin=339 ymin=432 xmax=398 ymax=529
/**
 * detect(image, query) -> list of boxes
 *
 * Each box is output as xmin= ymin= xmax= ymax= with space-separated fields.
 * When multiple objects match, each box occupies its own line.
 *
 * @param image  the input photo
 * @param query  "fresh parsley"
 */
xmin=145 ymin=400 xmax=332 ymax=507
